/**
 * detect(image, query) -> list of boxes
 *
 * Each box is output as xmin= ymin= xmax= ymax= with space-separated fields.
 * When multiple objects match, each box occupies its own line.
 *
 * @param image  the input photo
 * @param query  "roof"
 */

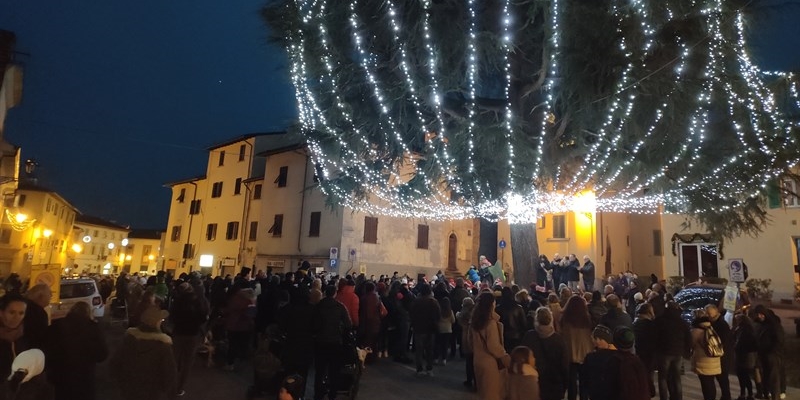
xmin=163 ymin=175 xmax=205 ymax=187
xmin=75 ymin=214 xmax=130 ymax=231
xmin=128 ymin=229 xmax=163 ymax=240
xmin=205 ymin=131 xmax=287 ymax=151
xmin=16 ymin=182 xmax=79 ymax=213
xmin=255 ymin=143 xmax=305 ymax=157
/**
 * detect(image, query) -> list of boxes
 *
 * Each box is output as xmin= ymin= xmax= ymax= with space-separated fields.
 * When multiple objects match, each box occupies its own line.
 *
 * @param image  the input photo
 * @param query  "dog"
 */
xmin=356 ymin=346 xmax=373 ymax=369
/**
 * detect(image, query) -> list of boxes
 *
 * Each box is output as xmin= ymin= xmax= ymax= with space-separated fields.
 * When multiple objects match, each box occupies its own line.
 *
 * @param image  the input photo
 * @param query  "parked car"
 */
xmin=51 ymin=278 xmax=105 ymax=320
xmin=673 ymin=284 xmax=749 ymax=326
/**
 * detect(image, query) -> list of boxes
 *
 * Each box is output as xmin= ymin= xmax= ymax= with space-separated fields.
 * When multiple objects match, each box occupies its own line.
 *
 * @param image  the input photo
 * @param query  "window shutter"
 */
xmin=767 ymin=180 xmax=781 ymax=209
xmin=417 ymin=224 xmax=429 ymax=249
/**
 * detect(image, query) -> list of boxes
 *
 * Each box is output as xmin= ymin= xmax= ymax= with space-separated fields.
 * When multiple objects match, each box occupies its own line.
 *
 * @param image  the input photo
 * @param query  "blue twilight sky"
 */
xmin=0 ymin=0 xmax=799 ymax=229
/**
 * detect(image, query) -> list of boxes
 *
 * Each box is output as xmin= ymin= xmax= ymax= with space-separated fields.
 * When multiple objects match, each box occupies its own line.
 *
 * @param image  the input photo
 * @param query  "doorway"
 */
xmin=447 ymin=233 xmax=458 ymax=271
xmin=679 ymin=243 xmax=719 ymax=283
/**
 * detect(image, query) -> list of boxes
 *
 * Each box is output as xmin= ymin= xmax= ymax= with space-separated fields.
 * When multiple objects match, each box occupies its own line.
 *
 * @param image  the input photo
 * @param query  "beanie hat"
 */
xmin=613 ymin=326 xmax=636 ymax=350
xmin=592 ymin=324 xmax=613 ymax=344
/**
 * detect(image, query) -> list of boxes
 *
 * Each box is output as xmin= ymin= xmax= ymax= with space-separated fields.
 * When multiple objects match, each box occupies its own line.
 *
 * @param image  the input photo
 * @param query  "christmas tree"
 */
xmin=264 ymin=0 xmax=800 ymax=287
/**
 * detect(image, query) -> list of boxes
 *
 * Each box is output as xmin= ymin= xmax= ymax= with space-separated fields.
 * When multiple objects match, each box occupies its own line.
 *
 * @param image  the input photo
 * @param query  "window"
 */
xmin=189 ymin=199 xmax=201 ymax=215
xmin=782 ymin=178 xmax=800 ymax=207
xmin=15 ymin=195 xmax=25 ymax=208
xmin=182 ymin=243 xmax=194 ymax=259
xmin=211 ymin=182 xmax=223 ymax=198
xmin=93 ymin=230 xmax=98 ymax=237
xmin=552 ymin=215 xmax=566 ymax=239
xmin=268 ymin=214 xmax=284 ymax=237
xmin=177 ymin=188 xmax=186 ymax=203
xmin=653 ymin=229 xmax=663 ymax=256
xmin=364 ymin=216 xmax=378 ymax=243
xmin=3 ymin=194 xmax=24 ymax=208
xmin=206 ymin=223 xmax=218 ymax=241
xmin=0 ymin=228 xmax=11 ymax=244
xmin=253 ymin=184 xmax=262 ymax=200
xmin=218 ymin=150 xmax=225 ymax=166
xmin=417 ymin=224 xmax=429 ymax=249
xmin=275 ymin=166 xmax=288 ymax=187
xmin=142 ymin=245 xmax=152 ymax=264
xmin=234 ymin=178 xmax=242 ymax=195
xmin=249 ymin=221 xmax=258 ymax=241
xmin=91 ymin=245 xmax=96 ymax=255
xmin=171 ymin=226 xmax=182 ymax=242
xmin=225 ymin=221 xmax=239 ymax=240
xmin=239 ymin=144 xmax=246 ymax=161
xmin=309 ymin=212 xmax=321 ymax=237
xmin=46 ymin=199 xmax=52 ymax=212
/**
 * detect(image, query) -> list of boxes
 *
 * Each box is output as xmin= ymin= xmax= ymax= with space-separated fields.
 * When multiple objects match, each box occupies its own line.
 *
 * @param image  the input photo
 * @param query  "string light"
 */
xmin=278 ymin=0 xmax=800 ymax=223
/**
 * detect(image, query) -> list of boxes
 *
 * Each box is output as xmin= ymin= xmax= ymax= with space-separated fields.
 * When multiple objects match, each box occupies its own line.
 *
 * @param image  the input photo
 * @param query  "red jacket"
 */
xmin=335 ymin=286 xmax=360 ymax=327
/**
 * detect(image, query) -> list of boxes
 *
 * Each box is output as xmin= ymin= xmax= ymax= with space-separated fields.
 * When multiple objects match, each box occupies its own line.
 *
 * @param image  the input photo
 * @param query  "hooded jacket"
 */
xmin=335 ymin=285 xmax=360 ymax=327
xmin=313 ymin=296 xmax=352 ymax=344
xmin=110 ymin=328 xmax=177 ymax=400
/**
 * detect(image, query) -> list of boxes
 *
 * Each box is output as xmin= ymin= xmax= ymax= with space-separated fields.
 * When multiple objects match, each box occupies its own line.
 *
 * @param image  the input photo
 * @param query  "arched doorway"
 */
xmin=447 ymin=233 xmax=458 ymax=271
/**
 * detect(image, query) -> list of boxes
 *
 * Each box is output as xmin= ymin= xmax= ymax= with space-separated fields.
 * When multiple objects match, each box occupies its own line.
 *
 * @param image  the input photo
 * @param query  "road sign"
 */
xmin=499 ymin=239 xmax=507 ymax=249
xmin=329 ymin=247 xmax=339 ymax=260
xmin=728 ymin=258 xmax=745 ymax=283
xmin=330 ymin=258 xmax=338 ymax=269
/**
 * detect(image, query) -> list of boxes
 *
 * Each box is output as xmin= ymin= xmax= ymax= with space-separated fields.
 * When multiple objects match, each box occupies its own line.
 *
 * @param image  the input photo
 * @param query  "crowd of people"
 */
xmin=0 ymin=256 xmax=790 ymax=400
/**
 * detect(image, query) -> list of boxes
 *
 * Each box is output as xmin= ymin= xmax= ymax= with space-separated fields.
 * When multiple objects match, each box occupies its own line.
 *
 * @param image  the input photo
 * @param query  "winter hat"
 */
xmin=140 ymin=305 xmax=169 ymax=329
xmin=8 ymin=349 xmax=45 ymax=384
xmin=613 ymin=326 xmax=636 ymax=350
xmin=592 ymin=325 xmax=613 ymax=344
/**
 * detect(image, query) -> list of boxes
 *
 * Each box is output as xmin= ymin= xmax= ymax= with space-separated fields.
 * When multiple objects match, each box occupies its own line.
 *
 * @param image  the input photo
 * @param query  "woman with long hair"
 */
xmin=497 ymin=287 xmax=528 ymax=352
xmin=0 ymin=295 xmax=27 ymax=378
xmin=45 ymin=301 xmax=108 ymax=400
xmin=560 ymin=295 xmax=594 ymax=400
xmin=469 ymin=292 xmax=509 ymax=400
xmin=508 ymin=346 xmax=541 ymax=400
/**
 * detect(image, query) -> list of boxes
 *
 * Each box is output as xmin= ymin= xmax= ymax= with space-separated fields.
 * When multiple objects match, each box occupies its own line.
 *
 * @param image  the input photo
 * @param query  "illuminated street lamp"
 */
xmin=71 ymin=244 xmax=83 ymax=253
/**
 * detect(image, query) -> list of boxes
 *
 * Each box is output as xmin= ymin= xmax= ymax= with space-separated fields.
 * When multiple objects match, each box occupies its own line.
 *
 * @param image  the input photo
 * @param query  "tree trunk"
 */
xmin=510 ymin=223 xmax=539 ymax=290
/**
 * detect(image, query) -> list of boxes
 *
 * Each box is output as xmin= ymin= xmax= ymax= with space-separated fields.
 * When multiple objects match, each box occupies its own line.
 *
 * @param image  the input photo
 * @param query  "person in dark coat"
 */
xmin=705 ymin=305 xmax=733 ymax=400
xmin=734 ymin=314 xmax=758 ymax=400
xmin=753 ymin=305 xmax=783 ymax=400
xmin=358 ymin=282 xmax=382 ymax=359
xmin=110 ymin=305 xmax=177 ymax=400
xmin=496 ymin=287 xmax=528 ymax=352
xmin=312 ymin=285 xmax=352 ymax=400
xmin=409 ymin=283 xmax=440 ymax=375
xmin=522 ymin=307 xmax=568 ymax=400
xmin=23 ymin=284 xmax=50 ymax=350
xmin=114 ymin=273 xmax=130 ymax=304
xmin=599 ymin=295 xmax=632 ymax=332
xmin=0 ymin=295 xmax=29 ymax=379
xmin=44 ymin=302 xmax=107 ymax=400
xmin=654 ymin=302 xmax=692 ymax=400
xmin=565 ymin=255 xmax=581 ymax=292
xmin=611 ymin=327 xmax=651 ymax=400
xmin=169 ymin=283 xmax=208 ymax=397
xmin=224 ymin=288 xmax=256 ymax=370
xmin=579 ymin=256 xmax=595 ymax=292
xmin=632 ymin=303 xmax=657 ymax=398
xmin=449 ymin=278 xmax=470 ymax=356
xmin=277 ymin=287 xmax=315 ymax=397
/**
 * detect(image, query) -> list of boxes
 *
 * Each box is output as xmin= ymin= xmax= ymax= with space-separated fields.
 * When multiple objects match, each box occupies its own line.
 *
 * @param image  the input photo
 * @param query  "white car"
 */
xmin=51 ymin=278 xmax=105 ymax=320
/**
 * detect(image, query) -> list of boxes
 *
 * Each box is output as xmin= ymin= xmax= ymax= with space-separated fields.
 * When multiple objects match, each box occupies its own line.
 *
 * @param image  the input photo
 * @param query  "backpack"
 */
xmin=702 ymin=325 xmax=724 ymax=357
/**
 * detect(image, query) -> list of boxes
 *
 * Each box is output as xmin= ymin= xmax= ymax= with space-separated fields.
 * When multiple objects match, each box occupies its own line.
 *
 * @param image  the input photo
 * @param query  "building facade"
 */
xmin=72 ymin=215 xmax=129 ymax=275
xmin=125 ymin=229 xmax=164 ymax=275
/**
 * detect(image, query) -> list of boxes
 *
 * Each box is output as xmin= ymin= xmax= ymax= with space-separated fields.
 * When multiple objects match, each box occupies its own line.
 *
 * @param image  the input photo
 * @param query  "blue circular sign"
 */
xmin=499 ymin=239 xmax=507 ymax=249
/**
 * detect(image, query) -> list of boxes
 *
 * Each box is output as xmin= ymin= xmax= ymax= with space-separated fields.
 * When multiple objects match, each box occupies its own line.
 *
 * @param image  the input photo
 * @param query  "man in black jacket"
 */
xmin=409 ymin=283 xmax=440 ymax=376
xmin=705 ymin=305 xmax=733 ymax=400
xmin=169 ymin=283 xmax=209 ymax=397
xmin=313 ymin=285 xmax=352 ymax=400
xmin=654 ymin=302 xmax=692 ymax=400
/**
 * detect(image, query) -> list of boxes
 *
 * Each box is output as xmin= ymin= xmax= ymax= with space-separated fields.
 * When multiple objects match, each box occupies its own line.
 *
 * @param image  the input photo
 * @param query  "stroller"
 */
xmin=247 ymin=325 xmax=284 ymax=399
xmin=330 ymin=330 xmax=362 ymax=400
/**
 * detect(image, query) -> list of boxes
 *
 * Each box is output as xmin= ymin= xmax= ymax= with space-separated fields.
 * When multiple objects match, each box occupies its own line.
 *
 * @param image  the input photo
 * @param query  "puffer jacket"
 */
xmin=335 ymin=286 xmax=360 ymax=327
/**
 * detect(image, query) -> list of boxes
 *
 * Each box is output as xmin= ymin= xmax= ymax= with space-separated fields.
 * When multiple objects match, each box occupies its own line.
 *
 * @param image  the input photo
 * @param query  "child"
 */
xmin=507 ymin=346 xmax=541 ymax=400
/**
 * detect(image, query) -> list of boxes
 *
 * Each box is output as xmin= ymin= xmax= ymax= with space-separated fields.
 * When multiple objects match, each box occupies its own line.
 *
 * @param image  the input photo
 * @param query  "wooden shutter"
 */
xmin=364 ymin=217 xmax=378 ymax=243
